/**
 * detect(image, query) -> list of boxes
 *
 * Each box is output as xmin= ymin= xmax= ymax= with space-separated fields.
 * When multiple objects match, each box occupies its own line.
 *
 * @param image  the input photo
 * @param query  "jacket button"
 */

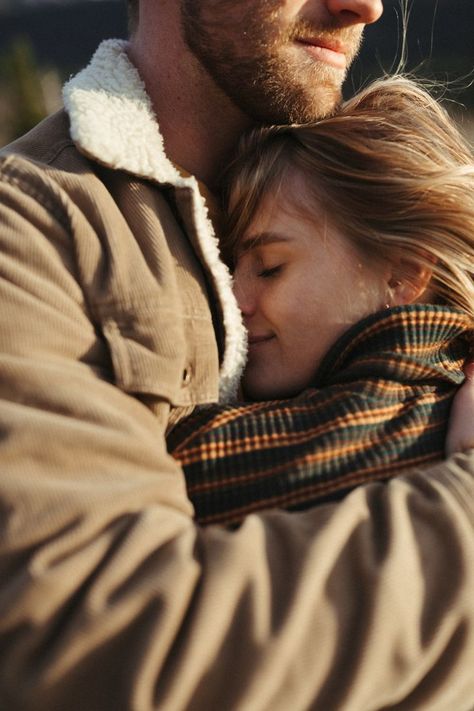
xmin=182 ymin=367 xmax=192 ymax=387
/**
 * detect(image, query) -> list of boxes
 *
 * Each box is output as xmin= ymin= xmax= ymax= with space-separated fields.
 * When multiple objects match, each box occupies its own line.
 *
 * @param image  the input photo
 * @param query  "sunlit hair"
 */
xmin=222 ymin=75 xmax=474 ymax=319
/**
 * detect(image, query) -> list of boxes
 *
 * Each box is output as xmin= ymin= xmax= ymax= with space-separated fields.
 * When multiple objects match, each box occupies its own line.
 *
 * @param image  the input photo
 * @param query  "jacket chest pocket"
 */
xmin=100 ymin=300 xmax=188 ymax=405
xmin=99 ymin=299 xmax=219 ymax=406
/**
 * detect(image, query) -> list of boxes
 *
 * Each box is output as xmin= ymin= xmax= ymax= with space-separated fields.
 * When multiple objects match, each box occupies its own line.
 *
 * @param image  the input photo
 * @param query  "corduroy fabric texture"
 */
xmin=169 ymin=305 xmax=472 ymax=525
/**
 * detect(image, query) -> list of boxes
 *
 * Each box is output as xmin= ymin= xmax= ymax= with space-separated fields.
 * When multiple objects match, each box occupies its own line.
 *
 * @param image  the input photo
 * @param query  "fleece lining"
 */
xmin=63 ymin=39 xmax=247 ymax=401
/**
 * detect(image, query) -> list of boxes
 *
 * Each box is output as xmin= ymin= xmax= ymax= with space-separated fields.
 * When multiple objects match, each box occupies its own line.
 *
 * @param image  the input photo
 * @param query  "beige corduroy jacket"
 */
xmin=0 ymin=40 xmax=473 ymax=711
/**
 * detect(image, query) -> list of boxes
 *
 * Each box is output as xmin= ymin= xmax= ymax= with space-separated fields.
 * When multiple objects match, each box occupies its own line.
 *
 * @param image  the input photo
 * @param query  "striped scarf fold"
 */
xmin=168 ymin=305 xmax=472 ymax=526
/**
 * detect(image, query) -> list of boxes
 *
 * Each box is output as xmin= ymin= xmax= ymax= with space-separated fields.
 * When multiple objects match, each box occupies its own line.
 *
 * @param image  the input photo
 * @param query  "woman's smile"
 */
xmin=248 ymin=333 xmax=275 ymax=347
xmin=233 ymin=180 xmax=389 ymax=400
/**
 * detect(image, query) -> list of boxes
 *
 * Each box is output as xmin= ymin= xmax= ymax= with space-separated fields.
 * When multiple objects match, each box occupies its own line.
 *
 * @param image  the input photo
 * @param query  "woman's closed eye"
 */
xmin=257 ymin=264 xmax=283 ymax=279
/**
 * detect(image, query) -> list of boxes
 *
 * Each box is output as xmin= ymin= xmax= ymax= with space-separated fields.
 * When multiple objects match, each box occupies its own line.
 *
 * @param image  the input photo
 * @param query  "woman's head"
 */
xmin=223 ymin=75 xmax=474 ymax=399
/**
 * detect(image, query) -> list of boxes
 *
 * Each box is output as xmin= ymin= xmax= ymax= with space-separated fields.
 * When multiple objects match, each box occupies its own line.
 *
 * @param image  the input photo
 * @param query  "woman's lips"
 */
xmin=296 ymin=39 xmax=347 ymax=70
xmin=248 ymin=334 xmax=275 ymax=349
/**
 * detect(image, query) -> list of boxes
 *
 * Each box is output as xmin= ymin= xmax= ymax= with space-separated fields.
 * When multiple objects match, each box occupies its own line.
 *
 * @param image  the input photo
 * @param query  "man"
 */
xmin=0 ymin=1 xmax=473 ymax=709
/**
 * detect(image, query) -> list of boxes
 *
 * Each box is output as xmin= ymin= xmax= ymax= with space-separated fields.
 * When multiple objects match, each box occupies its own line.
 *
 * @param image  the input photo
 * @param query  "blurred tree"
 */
xmin=1 ymin=37 xmax=47 ymax=138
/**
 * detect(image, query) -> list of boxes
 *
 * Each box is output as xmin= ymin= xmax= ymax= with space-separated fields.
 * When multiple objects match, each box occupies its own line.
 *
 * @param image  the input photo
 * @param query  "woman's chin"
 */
xmin=242 ymin=373 xmax=300 ymax=401
xmin=242 ymin=375 xmax=274 ymax=401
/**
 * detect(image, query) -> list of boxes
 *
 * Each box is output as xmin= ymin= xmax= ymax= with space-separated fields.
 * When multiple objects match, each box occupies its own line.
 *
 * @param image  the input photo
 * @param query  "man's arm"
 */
xmin=0 ymin=164 xmax=473 ymax=711
xmin=446 ymin=364 xmax=474 ymax=456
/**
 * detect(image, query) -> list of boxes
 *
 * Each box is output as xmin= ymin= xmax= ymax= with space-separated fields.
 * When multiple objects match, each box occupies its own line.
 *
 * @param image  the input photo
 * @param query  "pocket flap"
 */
xmin=101 ymin=304 xmax=186 ymax=404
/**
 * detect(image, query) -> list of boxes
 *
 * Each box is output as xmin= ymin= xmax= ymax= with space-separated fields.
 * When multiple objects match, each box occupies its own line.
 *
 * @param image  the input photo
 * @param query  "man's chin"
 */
xmin=295 ymin=86 xmax=343 ymax=123
xmin=265 ymin=51 xmax=346 ymax=123
xmin=290 ymin=73 xmax=345 ymax=122
xmin=238 ymin=89 xmax=342 ymax=126
xmin=253 ymin=78 xmax=344 ymax=124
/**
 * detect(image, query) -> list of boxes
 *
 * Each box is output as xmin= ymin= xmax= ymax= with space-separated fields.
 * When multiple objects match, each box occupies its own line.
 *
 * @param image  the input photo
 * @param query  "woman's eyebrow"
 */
xmin=237 ymin=231 xmax=291 ymax=255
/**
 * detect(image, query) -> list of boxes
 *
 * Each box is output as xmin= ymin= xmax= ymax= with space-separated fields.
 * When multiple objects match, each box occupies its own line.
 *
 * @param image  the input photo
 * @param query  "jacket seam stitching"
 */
xmin=43 ymin=141 xmax=77 ymax=166
xmin=0 ymin=163 xmax=70 ymax=232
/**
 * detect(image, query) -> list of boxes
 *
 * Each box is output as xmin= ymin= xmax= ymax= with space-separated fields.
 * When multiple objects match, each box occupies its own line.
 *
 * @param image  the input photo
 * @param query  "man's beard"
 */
xmin=181 ymin=0 xmax=363 ymax=124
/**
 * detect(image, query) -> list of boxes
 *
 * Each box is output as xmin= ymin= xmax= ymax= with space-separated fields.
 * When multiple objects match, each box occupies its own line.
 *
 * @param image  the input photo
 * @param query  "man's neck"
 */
xmin=128 ymin=11 xmax=253 ymax=189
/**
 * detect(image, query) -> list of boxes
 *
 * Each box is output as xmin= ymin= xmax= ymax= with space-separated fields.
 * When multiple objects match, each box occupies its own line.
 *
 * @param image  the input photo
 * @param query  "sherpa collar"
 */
xmin=63 ymin=39 xmax=247 ymax=402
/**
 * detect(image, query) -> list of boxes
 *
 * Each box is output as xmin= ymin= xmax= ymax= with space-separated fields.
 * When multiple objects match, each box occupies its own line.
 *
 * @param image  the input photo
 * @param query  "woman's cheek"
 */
xmin=270 ymin=283 xmax=294 ymax=324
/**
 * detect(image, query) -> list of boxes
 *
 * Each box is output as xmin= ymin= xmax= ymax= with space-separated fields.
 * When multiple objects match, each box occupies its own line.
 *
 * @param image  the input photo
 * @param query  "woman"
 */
xmin=168 ymin=76 xmax=474 ymax=526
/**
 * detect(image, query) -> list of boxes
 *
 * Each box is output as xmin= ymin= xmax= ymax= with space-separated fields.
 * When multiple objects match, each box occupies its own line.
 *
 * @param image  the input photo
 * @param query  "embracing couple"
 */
xmin=0 ymin=1 xmax=473 ymax=710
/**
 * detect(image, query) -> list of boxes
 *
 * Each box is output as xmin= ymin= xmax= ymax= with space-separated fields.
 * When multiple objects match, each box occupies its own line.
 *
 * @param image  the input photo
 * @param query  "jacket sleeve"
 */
xmin=0 ymin=163 xmax=473 ymax=711
xmin=168 ymin=382 xmax=454 ymax=526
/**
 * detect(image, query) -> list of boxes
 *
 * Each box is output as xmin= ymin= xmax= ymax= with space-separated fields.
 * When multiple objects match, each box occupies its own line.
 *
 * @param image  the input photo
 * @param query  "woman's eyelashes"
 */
xmin=257 ymin=264 xmax=283 ymax=279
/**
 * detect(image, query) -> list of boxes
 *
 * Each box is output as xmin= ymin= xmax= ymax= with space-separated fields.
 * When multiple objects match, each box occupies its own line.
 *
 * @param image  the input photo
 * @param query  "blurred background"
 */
xmin=0 ymin=0 xmax=473 ymax=148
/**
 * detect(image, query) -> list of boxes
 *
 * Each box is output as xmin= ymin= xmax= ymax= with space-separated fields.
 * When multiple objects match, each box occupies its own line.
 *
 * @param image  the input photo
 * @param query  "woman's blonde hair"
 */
xmin=223 ymin=75 xmax=474 ymax=319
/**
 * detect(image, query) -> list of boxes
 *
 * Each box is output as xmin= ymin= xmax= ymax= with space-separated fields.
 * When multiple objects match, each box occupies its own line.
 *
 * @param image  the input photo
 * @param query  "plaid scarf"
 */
xmin=168 ymin=305 xmax=472 ymax=526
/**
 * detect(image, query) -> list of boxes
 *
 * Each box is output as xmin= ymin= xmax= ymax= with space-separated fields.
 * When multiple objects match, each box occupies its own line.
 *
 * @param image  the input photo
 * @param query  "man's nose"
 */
xmin=326 ymin=0 xmax=383 ymax=26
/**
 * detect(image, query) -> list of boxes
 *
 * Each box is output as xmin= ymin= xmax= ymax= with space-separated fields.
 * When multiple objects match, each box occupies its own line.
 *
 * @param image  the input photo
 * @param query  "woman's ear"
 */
xmin=388 ymin=257 xmax=434 ymax=306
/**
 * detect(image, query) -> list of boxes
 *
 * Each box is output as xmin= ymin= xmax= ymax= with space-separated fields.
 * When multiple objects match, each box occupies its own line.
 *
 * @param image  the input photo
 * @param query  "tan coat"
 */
xmin=0 ymin=40 xmax=473 ymax=711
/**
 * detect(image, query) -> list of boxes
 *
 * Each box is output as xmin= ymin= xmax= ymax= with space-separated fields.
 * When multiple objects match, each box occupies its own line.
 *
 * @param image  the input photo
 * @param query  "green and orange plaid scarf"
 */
xmin=168 ymin=304 xmax=472 ymax=526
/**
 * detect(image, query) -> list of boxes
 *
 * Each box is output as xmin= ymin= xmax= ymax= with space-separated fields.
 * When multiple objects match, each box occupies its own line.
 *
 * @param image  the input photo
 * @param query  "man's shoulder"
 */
xmin=0 ymin=110 xmax=89 ymax=176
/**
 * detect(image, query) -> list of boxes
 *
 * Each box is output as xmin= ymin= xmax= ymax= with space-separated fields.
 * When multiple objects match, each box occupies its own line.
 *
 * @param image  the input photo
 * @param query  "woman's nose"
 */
xmin=233 ymin=271 xmax=256 ymax=318
xmin=326 ymin=0 xmax=383 ymax=26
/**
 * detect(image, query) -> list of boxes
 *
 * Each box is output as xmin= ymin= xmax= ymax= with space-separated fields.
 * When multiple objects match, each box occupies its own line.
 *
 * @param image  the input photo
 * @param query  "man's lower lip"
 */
xmin=297 ymin=42 xmax=347 ymax=70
